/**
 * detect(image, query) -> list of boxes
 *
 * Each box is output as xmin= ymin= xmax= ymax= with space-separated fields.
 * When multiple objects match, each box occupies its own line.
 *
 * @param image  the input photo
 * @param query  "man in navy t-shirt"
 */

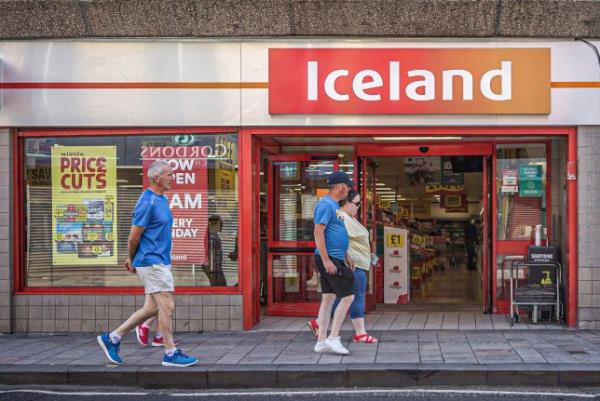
xmin=97 ymin=160 xmax=198 ymax=367
xmin=313 ymin=171 xmax=356 ymax=356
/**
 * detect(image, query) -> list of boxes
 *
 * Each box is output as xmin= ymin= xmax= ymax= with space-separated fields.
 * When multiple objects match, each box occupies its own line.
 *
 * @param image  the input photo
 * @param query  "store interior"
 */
xmin=368 ymin=156 xmax=484 ymax=309
xmin=261 ymin=144 xmax=490 ymax=313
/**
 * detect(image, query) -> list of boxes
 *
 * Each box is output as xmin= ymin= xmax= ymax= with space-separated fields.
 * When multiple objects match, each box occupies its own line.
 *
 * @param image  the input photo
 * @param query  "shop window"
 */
xmin=271 ymin=254 xmax=320 ymax=303
xmin=273 ymin=159 xmax=335 ymax=242
xmin=496 ymin=144 xmax=547 ymax=241
xmin=23 ymin=133 xmax=239 ymax=288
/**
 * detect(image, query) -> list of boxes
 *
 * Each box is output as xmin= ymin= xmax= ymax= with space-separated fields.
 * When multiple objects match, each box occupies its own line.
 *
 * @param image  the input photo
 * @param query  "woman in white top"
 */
xmin=308 ymin=189 xmax=378 ymax=343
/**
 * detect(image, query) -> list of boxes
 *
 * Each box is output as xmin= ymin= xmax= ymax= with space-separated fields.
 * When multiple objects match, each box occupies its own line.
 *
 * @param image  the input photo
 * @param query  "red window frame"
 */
xmin=265 ymin=154 xmax=340 ymax=316
xmin=244 ymin=126 xmax=578 ymax=328
xmin=13 ymin=127 xmax=243 ymax=295
xmin=492 ymin=140 xmax=553 ymax=314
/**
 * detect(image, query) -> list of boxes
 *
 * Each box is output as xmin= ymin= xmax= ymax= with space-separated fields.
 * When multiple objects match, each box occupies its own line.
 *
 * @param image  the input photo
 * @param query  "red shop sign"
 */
xmin=268 ymin=48 xmax=550 ymax=115
xmin=142 ymin=146 xmax=208 ymax=265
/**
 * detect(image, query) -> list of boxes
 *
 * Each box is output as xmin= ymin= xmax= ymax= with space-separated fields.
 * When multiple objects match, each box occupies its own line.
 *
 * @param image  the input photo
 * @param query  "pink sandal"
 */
xmin=352 ymin=333 xmax=378 ymax=343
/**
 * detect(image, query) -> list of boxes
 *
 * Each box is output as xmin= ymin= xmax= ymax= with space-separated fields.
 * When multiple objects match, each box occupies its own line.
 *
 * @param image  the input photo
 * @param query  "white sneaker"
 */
xmin=314 ymin=341 xmax=331 ymax=353
xmin=325 ymin=336 xmax=349 ymax=355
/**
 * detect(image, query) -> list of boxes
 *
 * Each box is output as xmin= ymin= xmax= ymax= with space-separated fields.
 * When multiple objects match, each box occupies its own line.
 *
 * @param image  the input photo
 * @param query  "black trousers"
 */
xmin=466 ymin=245 xmax=476 ymax=270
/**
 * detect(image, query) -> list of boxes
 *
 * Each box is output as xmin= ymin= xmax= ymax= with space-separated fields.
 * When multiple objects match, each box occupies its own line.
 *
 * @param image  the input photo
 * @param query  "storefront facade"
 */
xmin=0 ymin=38 xmax=598 ymax=331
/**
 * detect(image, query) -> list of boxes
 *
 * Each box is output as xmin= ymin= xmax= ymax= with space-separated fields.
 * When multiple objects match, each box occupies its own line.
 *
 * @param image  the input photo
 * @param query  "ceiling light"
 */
xmin=373 ymin=136 xmax=462 ymax=141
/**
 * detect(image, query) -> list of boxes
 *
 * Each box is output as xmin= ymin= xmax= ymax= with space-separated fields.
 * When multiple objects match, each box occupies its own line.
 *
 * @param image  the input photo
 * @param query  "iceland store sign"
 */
xmin=268 ymin=48 xmax=550 ymax=115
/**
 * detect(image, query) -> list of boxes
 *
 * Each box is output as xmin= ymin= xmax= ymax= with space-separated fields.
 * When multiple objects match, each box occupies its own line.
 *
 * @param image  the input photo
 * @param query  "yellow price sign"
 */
xmin=54 ymin=208 xmax=64 ymax=217
xmin=541 ymin=271 xmax=553 ymax=285
xmin=106 ymin=233 xmax=114 ymax=241
xmin=412 ymin=235 xmax=423 ymax=245
xmin=445 ymin=195 xmax=461 ymax=207
xmin=386 ymin=233 xmax=405 ymax=248
xmin=55 ymin=233 xmax=64 ymax=241
xmin=87 ymin=233 xmax=99 ymax=241
xmin=92 ymin=246 xmax=102 ymax=254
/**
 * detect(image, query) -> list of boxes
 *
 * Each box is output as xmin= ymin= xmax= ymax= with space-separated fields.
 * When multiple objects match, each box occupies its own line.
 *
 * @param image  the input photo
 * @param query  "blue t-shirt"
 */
xmin=131 ymin=189 xmax=173 ymax=267
xmin=313 ymin=195 xmax=349 ymax=260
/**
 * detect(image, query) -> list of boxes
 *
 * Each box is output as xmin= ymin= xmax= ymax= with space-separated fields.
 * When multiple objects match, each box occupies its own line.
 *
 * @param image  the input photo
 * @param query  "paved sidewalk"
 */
xmin=2 ymin=328 xmax=600 ymax=388
xmin=254 ymin=312 xmax=564 ymax=331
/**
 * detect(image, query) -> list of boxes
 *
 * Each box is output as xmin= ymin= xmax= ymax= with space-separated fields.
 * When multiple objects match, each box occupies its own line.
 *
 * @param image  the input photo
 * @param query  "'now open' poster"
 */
xmin=142 ymin=146 xmax=208 ymax=265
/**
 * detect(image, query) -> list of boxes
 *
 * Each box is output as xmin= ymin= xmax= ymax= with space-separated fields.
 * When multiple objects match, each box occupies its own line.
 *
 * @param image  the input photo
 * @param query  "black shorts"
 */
xmin=314 ymin=255 xmax=355 ymax=298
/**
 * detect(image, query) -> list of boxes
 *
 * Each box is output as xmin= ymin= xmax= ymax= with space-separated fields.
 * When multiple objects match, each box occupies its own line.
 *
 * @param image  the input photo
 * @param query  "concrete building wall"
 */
xmin=0 ymin=130 xmax=12 ymax=333
xmin=0 ymin=0 xmax=598 ymax=39
xmin=578 ymin=127 xmax=600 ymax=329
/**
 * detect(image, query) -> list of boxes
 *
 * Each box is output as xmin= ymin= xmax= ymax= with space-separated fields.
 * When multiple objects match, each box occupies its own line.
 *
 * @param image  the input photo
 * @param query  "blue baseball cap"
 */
xmin=326 ymin=171 xmax=354 ymax=187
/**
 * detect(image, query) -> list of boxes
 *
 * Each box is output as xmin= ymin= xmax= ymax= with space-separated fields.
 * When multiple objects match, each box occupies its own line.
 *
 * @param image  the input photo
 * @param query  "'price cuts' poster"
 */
xmin=51 ymin=146 xmax=118 ymax=265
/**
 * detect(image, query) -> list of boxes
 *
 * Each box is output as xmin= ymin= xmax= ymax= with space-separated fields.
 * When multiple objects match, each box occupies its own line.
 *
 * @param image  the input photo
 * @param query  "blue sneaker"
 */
xmin=162 ymin=349 xmax=199 ymax=367
xmin=97 ymin=333 xmax=123 ymax=365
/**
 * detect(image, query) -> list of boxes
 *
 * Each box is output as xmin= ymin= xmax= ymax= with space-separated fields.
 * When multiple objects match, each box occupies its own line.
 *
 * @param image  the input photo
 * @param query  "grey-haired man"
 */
xmin=97 ymin=160 xmax=198 ymax=367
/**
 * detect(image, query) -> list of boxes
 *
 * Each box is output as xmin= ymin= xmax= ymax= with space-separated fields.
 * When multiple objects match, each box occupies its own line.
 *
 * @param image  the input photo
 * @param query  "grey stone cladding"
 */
xmin=578 ymin=127 xmax=600 ymax=329
xmin=0 ymin=130 xmax=11 ymax=333
xmin=13 ymin=294 xmax=243 ymax=333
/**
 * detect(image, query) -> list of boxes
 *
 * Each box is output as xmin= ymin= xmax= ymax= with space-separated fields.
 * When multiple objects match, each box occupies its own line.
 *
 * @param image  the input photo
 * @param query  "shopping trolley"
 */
xmin=509 ymin=261 xmax=561 ymax=325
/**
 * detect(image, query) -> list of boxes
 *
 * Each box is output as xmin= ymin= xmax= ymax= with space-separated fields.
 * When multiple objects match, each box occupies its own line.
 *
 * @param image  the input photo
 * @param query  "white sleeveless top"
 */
xmin=340 ymin=210 xmax=371 ymax=270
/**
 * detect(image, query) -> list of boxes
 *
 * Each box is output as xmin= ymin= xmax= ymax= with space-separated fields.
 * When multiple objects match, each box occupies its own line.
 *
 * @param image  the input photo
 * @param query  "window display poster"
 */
xmin=142 ymin=146 xmax=208 ymax=265
xmin=27 ymin=138 xmax=55 ymax=165
xmin=383 ymin=227 xmax=410 ymax=304
xmin=215 ymin=168 xmax=236 ymax=211
xmin=405 ymin=157 xmax=441 ymax=185
xmin=51 ymin=146 xmax=117 ymax=265
xmin=301 ymin=194 xmax=318 ymax=220
xmin=519 ymin=165 xmax=543 ymax=197
xmin=441 ymin=157 xmax=464 ymax=185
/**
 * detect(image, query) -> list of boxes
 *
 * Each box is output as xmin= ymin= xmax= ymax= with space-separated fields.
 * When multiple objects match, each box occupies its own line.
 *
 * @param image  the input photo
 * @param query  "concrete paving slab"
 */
xmin=3 ymin=330 xmax=600 ymax=388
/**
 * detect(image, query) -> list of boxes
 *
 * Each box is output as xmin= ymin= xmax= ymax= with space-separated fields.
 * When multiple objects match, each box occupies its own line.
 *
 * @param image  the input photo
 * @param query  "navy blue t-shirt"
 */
xmin=131 ymin=189 xmax=173 ymax=267
xmin=313 ymin=195 xmax=349 ymax=260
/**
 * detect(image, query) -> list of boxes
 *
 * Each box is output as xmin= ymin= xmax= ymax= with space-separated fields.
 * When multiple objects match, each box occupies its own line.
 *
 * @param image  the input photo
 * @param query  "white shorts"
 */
xmin=136 ymin=264 xmax=175 ymax=294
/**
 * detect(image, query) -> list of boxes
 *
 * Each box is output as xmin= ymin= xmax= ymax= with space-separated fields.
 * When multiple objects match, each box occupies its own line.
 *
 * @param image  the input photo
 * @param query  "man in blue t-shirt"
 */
xmin=313 ymin=171 xmax=356 ymax=356
xmin=97 ymin=160 xmax=198 ymax=367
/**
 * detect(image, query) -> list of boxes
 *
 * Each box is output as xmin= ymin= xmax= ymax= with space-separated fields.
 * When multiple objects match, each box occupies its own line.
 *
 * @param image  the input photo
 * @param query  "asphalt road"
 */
xmin=1 ymin=387 xmax=600 ymax=401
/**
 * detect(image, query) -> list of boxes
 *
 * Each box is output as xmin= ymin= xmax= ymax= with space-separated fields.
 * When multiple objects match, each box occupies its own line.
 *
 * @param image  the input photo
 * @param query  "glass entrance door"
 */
xmin=266 ymin=154 xmax=339 ymax=316
xmin=360 ymin=158 xmax=378 ymax=311
xmin=494 ymin=143 xmax=550 ymax=313
xmin=357 ymin=143 xmax=493 ymax=311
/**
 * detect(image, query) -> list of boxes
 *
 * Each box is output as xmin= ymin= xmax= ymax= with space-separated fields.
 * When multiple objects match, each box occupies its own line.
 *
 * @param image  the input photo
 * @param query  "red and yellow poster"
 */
xmin=142 ymin=146 xmax=208 ymax=265
xmin=51 ymin=146 xmax=117 ymax=265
